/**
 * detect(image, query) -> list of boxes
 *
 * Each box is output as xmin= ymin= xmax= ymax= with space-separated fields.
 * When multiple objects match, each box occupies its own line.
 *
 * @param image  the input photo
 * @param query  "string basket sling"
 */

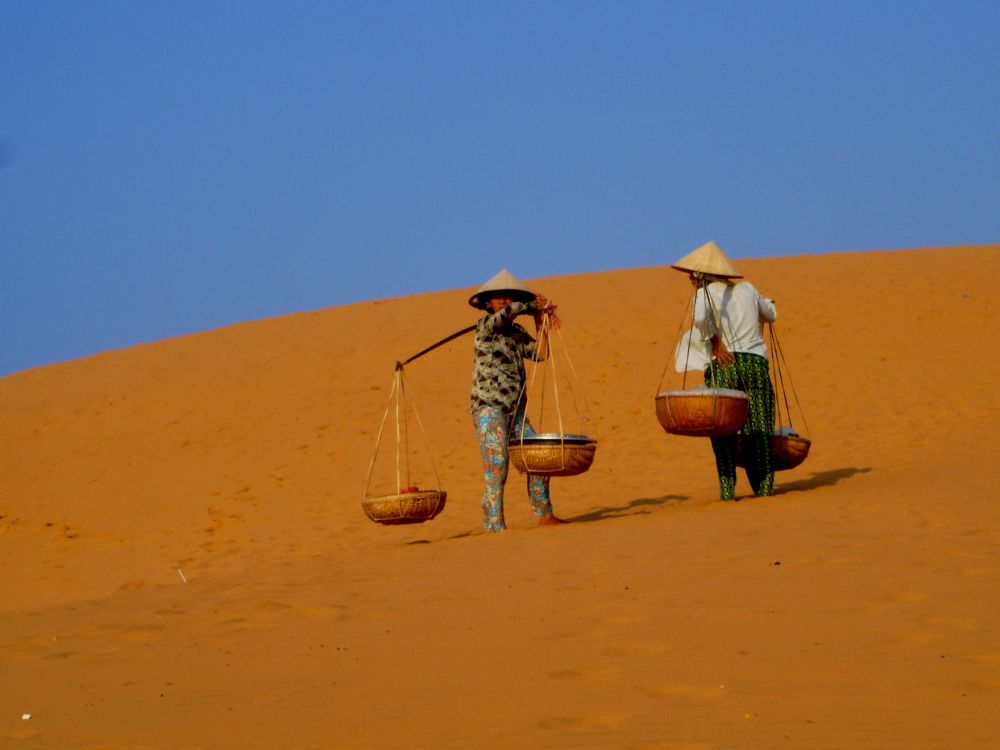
xmin=655 ymin=274 xmax=749 ymax=437
xmin=507 ymin=311 xmax=598 ymax=477
xmin=735 ymin=322 xmax=812 ymax=471
xmin=362 ymin=364 xmax=447 ymax=525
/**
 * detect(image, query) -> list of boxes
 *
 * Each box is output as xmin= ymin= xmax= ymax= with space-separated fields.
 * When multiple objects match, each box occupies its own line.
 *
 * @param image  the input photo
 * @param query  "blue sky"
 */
xmin=2 ymin=1 xmax=998 ymax=375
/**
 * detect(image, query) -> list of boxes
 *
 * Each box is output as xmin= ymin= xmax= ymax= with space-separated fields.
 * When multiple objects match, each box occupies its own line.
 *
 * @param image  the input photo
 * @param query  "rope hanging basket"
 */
xmin=735 ymin=431 xmax=811 ymax=472
xmin=363 ymin=365 xmax=448 ymax=526
xmin=508 ymin=433 xmax=597 ymax=477
xmin=656 ymin=274 xmax=750 ymax=439
xmin=508 ymin=311 xmax=598 ymax=478
xmin=362 ymin=488 xmax=448 ymax=525
xmin=656 ymin=266 xmax=813 ymax=481
xmin=655 ymin=387 xmax=749 ymax=437
xmin=763 ymin=323 xmax=812 ymax=470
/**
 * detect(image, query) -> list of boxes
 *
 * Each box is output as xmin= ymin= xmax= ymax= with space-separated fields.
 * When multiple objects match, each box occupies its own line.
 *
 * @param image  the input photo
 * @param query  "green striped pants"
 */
xmin=704 ymin=352 xmax=775 ymax=499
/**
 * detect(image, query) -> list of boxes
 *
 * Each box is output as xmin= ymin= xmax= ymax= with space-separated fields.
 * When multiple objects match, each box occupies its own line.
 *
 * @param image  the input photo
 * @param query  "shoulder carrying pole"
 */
xmin=397 ymin=324 xmax=477 ymax=370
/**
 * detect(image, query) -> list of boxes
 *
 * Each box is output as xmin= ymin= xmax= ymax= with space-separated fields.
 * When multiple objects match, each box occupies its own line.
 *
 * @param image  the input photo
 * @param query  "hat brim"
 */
xmin=671 ymin=241 xmax=743 ymax=279
xmin=670 ymin=263 xmax=742 ymax=279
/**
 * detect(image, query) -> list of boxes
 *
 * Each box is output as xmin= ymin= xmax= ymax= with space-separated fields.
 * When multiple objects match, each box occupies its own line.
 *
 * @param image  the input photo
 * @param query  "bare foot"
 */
xmin=537 ymin=513 xmax=568 ymax=527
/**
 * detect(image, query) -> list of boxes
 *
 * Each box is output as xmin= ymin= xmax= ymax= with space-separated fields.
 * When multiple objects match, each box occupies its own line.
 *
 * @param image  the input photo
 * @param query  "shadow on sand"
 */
xmin=406 ymin=495 xmax=693 ymax=544
xmin=409 ymin=469 xmax=870 ymax=543
xmin=776 ymin=466 xmax=872 ymax=494
xmin=567 ymin=494 xmax=692 ymax=524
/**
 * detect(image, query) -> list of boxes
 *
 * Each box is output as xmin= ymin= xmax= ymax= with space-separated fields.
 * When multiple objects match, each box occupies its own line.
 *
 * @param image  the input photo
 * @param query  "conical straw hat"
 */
xmin=468 ymin=268 xmax=535 ymax=309
xmin=670 ymin=241 xmax=742 ymax=278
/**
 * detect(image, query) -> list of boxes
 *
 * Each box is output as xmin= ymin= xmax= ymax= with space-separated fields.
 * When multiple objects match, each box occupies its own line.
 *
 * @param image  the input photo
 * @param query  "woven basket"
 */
xmin=508 ymin=436 xmax=597 ymax=477
xmin=362 ymin=489 xmax=447 ymax=525
xmin=735 ymin=433 xmax=811 ymax=471
xmin=655 ymin=388 xmax=748 ymax=437
xmin=772 ymin=434 xmax=811 ymax=470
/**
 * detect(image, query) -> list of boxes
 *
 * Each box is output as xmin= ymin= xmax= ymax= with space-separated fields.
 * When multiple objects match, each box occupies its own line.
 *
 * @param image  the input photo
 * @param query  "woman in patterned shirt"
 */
xmin=469 ymin=269 xmax=567 ymax=531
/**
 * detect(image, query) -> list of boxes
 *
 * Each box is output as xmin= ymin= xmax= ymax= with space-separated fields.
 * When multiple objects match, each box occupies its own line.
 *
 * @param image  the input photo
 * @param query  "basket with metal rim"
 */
xmin=508 ymin=433 xmax=597 ymax=477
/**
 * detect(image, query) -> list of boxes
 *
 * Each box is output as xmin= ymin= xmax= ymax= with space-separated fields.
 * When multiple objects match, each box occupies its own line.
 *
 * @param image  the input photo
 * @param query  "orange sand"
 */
xmin=1 ymin=245 xmax=998 ymax=749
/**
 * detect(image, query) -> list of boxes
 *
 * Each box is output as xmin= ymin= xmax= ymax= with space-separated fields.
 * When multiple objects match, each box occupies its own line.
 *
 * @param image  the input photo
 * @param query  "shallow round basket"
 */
xmin=772 ymin=434 xmax=811 ymax=470
xmin=362 ymin=489 xmax=447 ymax=525
xmin=508 ymin=434 xmax=597 ymax=477
xmin=735 ymin=434 xmax=811 ymax=471
xmin=655 ymin=388 xmax=748 ymax=437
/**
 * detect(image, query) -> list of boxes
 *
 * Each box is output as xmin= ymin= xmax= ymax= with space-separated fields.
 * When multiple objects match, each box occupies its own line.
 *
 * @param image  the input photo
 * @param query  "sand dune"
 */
xmin=1 ymin=244 xmax=998 ymax=748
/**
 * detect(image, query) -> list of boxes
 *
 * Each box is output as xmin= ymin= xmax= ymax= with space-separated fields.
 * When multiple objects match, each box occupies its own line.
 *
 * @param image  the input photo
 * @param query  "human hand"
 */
xmin=711 ymin=336 xmax=735 ymax=366
xmin=534 ymin=294 xmax=561 ymax=328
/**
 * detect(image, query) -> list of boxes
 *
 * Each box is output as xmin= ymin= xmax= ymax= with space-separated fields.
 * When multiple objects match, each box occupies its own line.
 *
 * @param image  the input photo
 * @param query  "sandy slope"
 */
xmin=1 ymin=244 xmax=998 ymax=749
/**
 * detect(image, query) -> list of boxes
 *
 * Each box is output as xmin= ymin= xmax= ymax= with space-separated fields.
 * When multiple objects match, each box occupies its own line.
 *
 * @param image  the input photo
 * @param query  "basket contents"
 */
xmin=363 ymin=365 xmax=447 ymax=525
xmin=362 ymin=489 xmax=447 ymax=525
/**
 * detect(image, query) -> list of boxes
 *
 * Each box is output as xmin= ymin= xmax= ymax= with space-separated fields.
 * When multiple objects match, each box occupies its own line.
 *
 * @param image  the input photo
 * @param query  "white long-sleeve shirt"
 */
xmin=693 ymin=280 xmax=777 ymax=358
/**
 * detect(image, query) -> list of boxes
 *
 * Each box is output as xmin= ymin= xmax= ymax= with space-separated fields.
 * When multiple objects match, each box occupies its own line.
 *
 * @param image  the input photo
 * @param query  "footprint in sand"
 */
xmin=536 ymin=713 xmax=629 ymax=731
xmin=963 ymin=651 xmax=1000 ymax=666
xmin=119 ymin=622 xmax=168 ymax=644
xmin=547 ymin=666 xmax=620 ymax=680
xmin=926 ymin=615 xmax=982 ymax=632
xmin=43 ymin=650 xmax=78 ymax=660
xmin=0 ymin=729 xmax=41 ymax=742
xmin=602 ymin=642 xmax=669 ymax=657
xmin=641 ymin=683 xmax=729 ymax=704
xmin=891 ymin=590 xmax=929 ymax=603
xmin=961 ymin=565 xmax=995 ymax=577
xmin=291 ymin=603 xmax=348 ymax=619
xmin=600 ymin=614 xmax=650 ymax=625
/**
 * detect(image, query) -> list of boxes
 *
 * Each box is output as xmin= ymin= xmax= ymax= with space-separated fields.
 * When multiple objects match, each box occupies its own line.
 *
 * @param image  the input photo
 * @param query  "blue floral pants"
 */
xmin=473 ymin=405 xmax=552 ymax=531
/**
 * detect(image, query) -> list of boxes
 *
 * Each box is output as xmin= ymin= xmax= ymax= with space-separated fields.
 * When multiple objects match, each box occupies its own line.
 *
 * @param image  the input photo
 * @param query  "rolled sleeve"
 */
xmin=758 ymin=295 xmax=777 ymax=322
xmin=480 ymin=300 xmax=538 ymax=335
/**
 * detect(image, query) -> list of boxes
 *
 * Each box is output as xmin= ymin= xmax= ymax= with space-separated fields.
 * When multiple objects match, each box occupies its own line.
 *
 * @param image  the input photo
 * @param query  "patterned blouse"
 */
xmin=470 ymin=300 xmax=542 ymax=413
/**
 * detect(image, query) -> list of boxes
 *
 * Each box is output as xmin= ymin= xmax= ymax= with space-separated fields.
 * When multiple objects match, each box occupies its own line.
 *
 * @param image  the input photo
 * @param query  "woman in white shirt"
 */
xmin=674 ymin=242 xmax=778 ymax=500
